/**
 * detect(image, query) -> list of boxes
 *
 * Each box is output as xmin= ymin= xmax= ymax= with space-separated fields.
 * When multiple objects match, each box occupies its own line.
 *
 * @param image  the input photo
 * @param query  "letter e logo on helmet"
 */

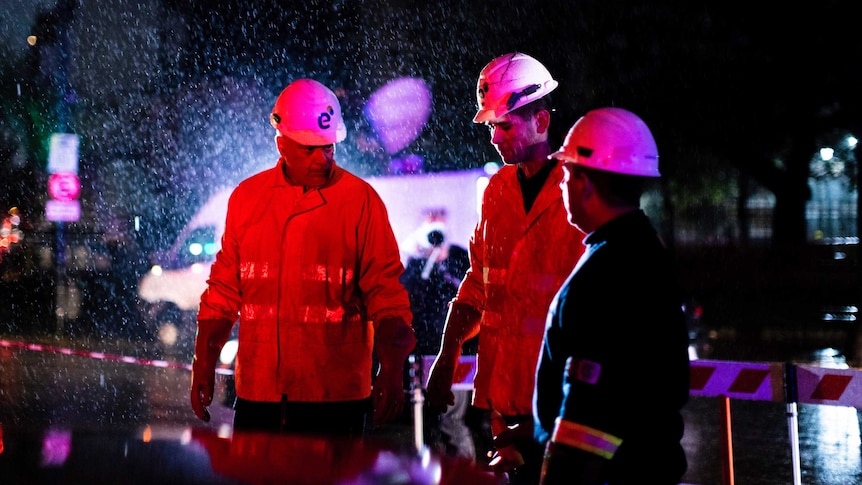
xmin=318 ymin=107 xmax=333 ymax=130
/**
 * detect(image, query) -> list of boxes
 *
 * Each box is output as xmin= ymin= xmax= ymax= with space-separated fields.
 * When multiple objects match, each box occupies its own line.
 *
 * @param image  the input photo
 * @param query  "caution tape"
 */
xmin=0 ymin=338 xmax=229 ymax=374
xmin=7 ymin=338 xmax=862 ymax=408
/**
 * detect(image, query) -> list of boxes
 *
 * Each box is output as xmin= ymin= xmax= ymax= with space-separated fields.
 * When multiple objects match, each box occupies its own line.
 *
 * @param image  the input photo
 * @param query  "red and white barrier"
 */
xmin=794 ymin=364 xmax=862 ymax=408
xmin=689 ymin=359 xmax=785 ymax=402
xmin=7 ymin=337 xmax=862 ymax=410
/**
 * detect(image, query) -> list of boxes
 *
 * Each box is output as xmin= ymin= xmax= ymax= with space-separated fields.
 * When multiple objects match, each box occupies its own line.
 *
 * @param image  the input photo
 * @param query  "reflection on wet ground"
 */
xmin=0 ymin=334 xmax=860 ymax=484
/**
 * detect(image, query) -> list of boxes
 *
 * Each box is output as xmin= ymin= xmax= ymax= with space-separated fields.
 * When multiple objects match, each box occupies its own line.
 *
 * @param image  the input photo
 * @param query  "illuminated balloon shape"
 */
xmin=364 ymin=77 xmax=432 ymax=155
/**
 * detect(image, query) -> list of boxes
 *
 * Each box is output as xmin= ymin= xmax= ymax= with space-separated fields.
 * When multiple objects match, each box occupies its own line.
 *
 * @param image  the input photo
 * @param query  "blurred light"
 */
xmin=217 ymin=424 xmax=232 ymax=439
xmin=848 ymin=136 xmax=857 ymax=149
xmin=190 ymin=262 xmax=205 ymax=274
xmin=158 ymin=323 xmax=178 ymax=346
xmin=41 ymin=429 xmax=71 ymax=466
xmin=389 ymin=154 xmax=424 ymax=174
xmin=134 ymin=216 xmax=140 ymax=231
xmin=483 ymin=162 xmax=500 ymax=175
xmin=364 ymin=77 xmax=432 ymax=155
xmin=204 ymin=242 xmax=218 ymax=255
xmin=150 ymin=265 xmax=163 ymax=276
xmin=820 ymin=147 xmax=834 ymax=161
xmin=27 ymin=35 xmax=37 ymax=46
xmin=476 ymin=177 xmax=489 ymax=216
xmin=219 ymin=339 xmax=239 ymax=365
xmin=188 ymin=242 xmax=203 ymax=256
xmin=142 ymin=425 xmax=152 ymax=443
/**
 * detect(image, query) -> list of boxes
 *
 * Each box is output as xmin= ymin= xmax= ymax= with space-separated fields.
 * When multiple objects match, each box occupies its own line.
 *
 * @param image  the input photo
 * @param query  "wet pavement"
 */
xmin=0 ymin=334 xmax=860 ymax=484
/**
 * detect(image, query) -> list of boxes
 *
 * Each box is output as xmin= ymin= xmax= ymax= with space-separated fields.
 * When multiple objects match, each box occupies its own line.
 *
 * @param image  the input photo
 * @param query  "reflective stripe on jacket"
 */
xmin=455 ymin=163 xmax=585 ymax=416
xmin=198 ymin=161 xmax=412 ymax=402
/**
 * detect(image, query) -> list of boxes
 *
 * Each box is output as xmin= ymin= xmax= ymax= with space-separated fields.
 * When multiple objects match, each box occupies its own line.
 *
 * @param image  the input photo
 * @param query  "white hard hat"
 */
xmin=473 ymin=52 xmax=558 ymax=123
xmin=270 ymin=79 xmax=347 ymax=145
xmin=550 ymin=107 xmax=660 ymax=177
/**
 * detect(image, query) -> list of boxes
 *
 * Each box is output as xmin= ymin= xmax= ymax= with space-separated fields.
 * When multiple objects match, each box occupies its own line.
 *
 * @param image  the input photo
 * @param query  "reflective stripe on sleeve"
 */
xmin=550 ymin=417 xmax=622 ymax=460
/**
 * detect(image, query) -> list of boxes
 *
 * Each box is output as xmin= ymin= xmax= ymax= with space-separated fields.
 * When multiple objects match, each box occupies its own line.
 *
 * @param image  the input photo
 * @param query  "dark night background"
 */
xmin=2 ymin=0 xmax=862 ymax=358
xmin=2 ymin=4 xmax=862 ymax=484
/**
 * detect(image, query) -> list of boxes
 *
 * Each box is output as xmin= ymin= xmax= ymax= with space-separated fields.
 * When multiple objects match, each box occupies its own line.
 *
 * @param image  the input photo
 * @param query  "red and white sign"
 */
xmin=795 ymin=364 xmax=862 ymax=408
xmin=48 ymin=172 xmax=81 ymax=202
xmin=689 ymin=359 xmax=785 ymax=402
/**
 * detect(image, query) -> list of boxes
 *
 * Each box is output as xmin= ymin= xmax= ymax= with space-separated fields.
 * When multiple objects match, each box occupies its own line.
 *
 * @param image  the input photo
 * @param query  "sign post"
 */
xmin=47 ymin=133 xmax=80 ymax=335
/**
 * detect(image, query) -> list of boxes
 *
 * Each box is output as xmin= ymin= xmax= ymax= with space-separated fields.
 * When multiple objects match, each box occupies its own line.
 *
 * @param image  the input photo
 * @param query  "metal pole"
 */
xmin=410 ymin=353 xmax=425 ymax=453
xmin=55 ymin=221 xmax=66 ymax=336
xmin=784 ymin=362 xmax=802 ymax=485
xmin=719 ymin=395 xmax=735 ymax=485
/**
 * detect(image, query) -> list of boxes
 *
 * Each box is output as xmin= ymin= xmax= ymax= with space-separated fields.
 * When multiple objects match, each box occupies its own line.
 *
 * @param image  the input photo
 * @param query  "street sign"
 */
xmin=46 ymin=133 xmax=81 ymax=222
xmin=47 ymin=133 xmax=80 ymax=174
xmin=48 ymin=172 xmax=81 ymax=202
xmin=46 ymin=200 xmax=81 ymax=222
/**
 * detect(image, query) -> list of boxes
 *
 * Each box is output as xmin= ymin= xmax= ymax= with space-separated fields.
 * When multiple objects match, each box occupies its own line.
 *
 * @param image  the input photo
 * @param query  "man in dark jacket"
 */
xmin=532 ymin=107 xmax=690 ymax=484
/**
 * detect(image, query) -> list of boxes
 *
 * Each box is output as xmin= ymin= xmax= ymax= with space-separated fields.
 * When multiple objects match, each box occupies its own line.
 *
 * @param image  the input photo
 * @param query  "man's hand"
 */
xmin=190 ymin=359 xmax=216 ymax=422
xmin=372 ymin=365 xmax=405 ymax=425
xmin=425 ymin=355 xmax=456 ymax=413
xmin=373 ymin=316 xmax=416 ymax=426
xmin=426 ymin=301 xmax=481 ymax=414
xmin=488 ymin=419 xmax=531 ymax=474
xmin=189 ymin=318 xmax=234 ymax=422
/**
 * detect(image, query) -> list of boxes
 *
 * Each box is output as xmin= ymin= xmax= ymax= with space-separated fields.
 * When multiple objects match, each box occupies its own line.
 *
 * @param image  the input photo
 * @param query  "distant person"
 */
xmin=530 ymin=107 xmax=690 ymax=483
xmin=190 ymin=79 xmax=415 ymax=438
xmin=401 ymin=225 xmax=470 ymax=356
xmin=399 ymin=207 xmax=450 ymax=265
xmin=426 ymin=52 xmax=585 ymax=484
xmin=400 ymin=222 xmax=475 ymax=458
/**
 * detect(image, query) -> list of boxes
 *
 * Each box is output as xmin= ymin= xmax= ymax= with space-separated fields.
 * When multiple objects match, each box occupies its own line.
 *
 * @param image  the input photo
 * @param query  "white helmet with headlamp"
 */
xmin=473 ymin=52 xmax=558 ymax=123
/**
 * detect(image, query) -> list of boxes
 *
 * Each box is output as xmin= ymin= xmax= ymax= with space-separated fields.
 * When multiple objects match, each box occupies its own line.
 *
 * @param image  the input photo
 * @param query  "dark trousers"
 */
xmin=233 ymin=397 xmax=371 ymax=439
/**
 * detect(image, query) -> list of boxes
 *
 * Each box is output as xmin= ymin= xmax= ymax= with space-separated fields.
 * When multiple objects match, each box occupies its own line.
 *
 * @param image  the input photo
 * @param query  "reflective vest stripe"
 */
xmin=551 ymin=417 xmax=621 ymax=460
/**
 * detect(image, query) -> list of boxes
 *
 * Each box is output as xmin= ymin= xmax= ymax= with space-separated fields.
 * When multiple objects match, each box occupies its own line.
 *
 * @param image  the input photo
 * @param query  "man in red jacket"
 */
xmin=426 ymin=53 xmax=585 ymax=484
xmin=189 ymin=79 xmax=415 ymax=438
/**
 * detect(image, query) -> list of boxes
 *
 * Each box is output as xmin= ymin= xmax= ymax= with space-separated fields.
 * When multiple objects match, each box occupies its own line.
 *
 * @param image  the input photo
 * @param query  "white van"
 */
xmin=137 ymin=187 xmax=232 ymax=356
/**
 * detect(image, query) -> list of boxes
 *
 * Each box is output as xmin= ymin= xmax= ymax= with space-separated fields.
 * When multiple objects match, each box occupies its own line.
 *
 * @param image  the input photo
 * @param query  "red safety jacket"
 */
xmin=455 ymin=163 xmax=585 ymax=416
xmin=198 ymin=160 xmax=412 ymax=402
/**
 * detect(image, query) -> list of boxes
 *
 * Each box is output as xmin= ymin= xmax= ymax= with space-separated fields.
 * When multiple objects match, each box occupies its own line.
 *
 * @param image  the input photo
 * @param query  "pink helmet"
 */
xmin=270 ymin=79 xmax=347 ymax=145
xmin=473 ymin=52 xmax=558 ymax=123
xmin=550 ymin=107 xmax=660 ymax=177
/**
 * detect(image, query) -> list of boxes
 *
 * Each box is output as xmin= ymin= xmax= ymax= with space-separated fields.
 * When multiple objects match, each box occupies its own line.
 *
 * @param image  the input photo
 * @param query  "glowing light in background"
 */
xmin=41 ymin=429 xmax=72 ymax=466
xmin=364 ymin=77 xmax=432 ymax=156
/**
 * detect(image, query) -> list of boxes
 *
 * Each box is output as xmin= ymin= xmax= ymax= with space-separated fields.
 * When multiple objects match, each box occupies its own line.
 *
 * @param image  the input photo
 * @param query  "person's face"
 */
xmin=560 ymin=161 xmax=588 ymax=233
xmin=486 ymin=110 xmax=545 ymax=165
xmin=276 ymin=134 xmax=336 ymax=188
